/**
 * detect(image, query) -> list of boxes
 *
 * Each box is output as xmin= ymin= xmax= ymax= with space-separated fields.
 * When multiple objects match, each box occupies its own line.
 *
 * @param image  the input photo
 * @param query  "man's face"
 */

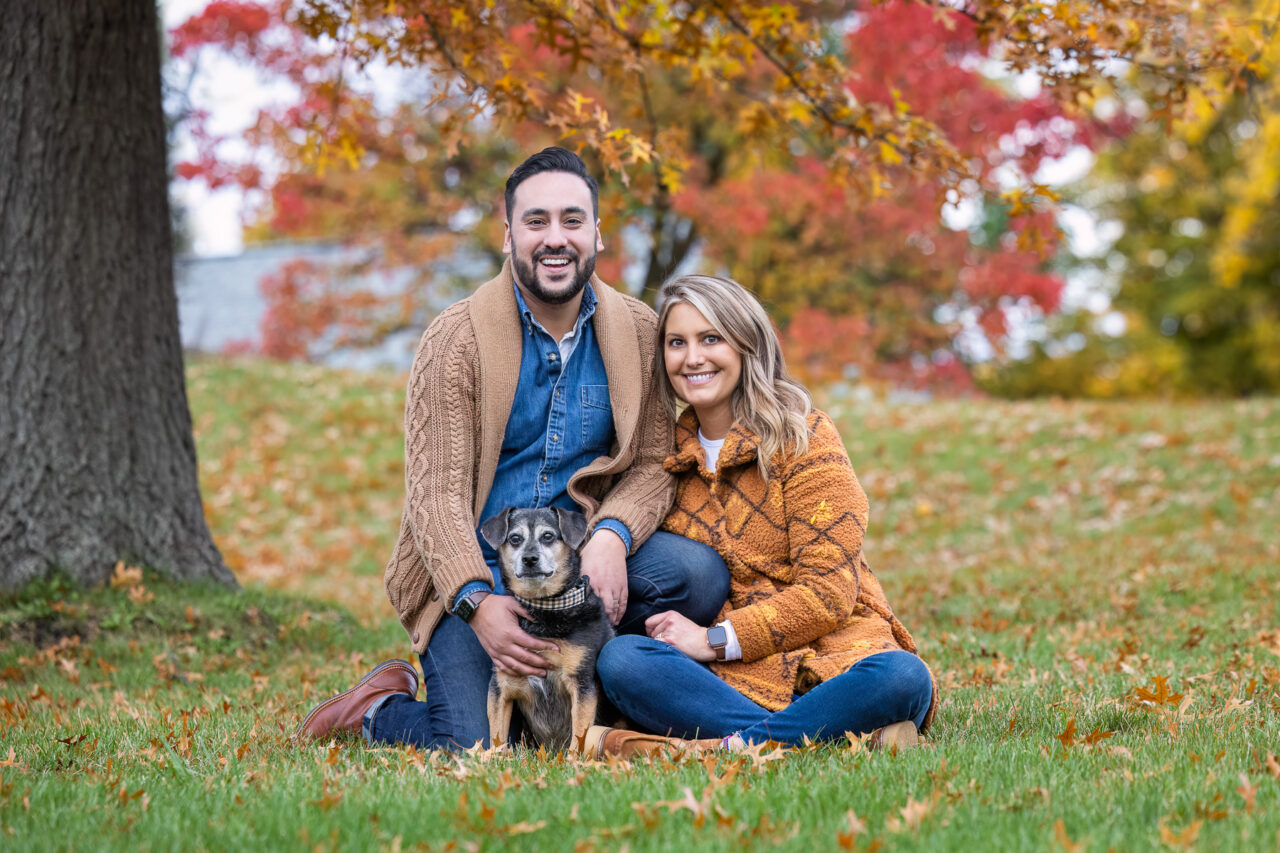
xmin=503 ymin=171 xmax=604 ymax=306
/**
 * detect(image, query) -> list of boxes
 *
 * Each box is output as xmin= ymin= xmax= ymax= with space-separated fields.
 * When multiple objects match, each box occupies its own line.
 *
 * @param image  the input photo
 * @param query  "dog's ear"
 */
xmin=479 ymin=509 xmax=513 ymax=549
xmin=553 ymin=508 xmax=589 ymax=550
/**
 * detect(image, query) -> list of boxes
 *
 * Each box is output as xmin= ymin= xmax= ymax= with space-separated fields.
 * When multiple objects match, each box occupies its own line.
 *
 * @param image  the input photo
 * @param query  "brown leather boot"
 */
xmin=293 ymin=659 xmax=418 ymax=742
xmin=869 ymin=720 xmax=919 ymax=750
xmin=582 ymin=725 xmax=707 ymax=759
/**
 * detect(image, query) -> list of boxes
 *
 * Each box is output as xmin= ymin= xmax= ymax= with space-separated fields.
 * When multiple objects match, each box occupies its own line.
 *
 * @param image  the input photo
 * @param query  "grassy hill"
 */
xmin=1 ymin=358 xmax=1277 ymax=850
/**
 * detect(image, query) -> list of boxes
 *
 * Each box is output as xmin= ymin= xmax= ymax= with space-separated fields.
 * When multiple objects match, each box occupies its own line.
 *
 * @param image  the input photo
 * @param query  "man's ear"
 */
xmin=502 ymin=220 xmax=512 ymax=254
xmin=479 ymin=509 xmax=513 ymax=549
xmin=553 ymin=508 xmax=589 ymax=550
xmin=595 ymin=221 xmax=604 ymax=252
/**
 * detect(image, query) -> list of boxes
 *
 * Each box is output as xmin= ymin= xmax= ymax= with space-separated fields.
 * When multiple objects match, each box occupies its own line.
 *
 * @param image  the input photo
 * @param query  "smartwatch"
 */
xmin=454 ymin=589 xmax=491 ymax=623
xmin=706 ymin=625 xmax=728 ymax=661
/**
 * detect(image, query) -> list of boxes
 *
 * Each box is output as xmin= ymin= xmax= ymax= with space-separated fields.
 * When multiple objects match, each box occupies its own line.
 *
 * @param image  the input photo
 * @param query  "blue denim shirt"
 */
xmin=454 ymin=282 xmax=633 ymax=607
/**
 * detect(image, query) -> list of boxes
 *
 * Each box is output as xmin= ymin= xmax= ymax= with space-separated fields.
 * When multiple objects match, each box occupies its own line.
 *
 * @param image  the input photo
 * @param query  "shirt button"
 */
xmin=551 ymin=434 xmax=558 ymax=442
xmin=412 ymin=632 xmax=420 ymax=643
xmin=556 ymin=389 xmax=562 ymax=398
xmin=541 ymin=475 xmax=548 ymax=482
xmin=549 ymin=353 xmax=558 ymax=361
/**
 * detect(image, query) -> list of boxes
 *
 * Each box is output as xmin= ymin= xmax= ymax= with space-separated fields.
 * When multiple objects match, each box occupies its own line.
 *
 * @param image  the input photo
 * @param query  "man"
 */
xmin=295 ymin=147 xmax=728 ymax=749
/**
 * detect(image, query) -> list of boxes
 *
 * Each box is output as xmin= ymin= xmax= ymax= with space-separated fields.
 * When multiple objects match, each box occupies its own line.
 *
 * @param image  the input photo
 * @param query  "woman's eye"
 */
xmin=704 ymin=335 xmax=720 ymax=345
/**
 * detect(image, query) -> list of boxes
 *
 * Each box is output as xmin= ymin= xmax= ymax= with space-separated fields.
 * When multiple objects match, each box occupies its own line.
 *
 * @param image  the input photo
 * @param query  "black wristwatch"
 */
xmin=454 ymin=589 xmax=491 ymax=623
xmin=706 ymin=625 xmax=728 ymax=661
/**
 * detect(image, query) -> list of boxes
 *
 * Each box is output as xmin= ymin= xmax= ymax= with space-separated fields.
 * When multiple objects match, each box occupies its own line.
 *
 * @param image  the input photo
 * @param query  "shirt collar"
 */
xmin=513 ymin=279 xmax=598 ymax=336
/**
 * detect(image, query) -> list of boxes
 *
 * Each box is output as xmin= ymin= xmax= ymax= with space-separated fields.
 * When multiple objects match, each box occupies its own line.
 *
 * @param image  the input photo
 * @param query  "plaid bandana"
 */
xmin=513 ymin=576 xmax=591 ymax=613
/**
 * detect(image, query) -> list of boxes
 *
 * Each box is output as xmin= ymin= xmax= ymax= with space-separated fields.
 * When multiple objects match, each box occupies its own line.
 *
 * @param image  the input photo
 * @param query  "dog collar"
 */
xmin=513 ymin=576 xmax=591 ymax=613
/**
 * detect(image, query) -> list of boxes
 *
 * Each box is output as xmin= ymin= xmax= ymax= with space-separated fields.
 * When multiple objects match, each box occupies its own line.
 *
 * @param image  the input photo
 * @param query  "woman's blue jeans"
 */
xmin=368 ymin=532 xmax=729 ymax=750
xmin=597 ymin=635 xmax=933 ymax=747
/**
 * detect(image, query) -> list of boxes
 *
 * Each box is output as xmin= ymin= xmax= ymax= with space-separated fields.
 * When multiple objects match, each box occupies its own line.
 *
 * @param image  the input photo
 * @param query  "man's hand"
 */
xmin=646 ymin=611 xmax=716 ymax=662
xmin=580 ymin=528 xmax=629 ymax=625
xmin=469 ymin=595 xmax=559 ymax=676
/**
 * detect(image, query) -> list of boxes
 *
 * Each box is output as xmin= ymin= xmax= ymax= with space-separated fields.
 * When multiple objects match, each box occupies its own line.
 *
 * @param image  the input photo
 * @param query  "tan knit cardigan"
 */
xmin=662 ymin=408 xmax=937 ymax=731
xmin=384 ymin=261 xmax=675 ymax=654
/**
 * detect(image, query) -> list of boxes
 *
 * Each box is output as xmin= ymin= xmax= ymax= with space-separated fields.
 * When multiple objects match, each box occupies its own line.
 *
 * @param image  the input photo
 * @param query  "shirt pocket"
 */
xmin=580 ymin=384 xmax=614 ymax=447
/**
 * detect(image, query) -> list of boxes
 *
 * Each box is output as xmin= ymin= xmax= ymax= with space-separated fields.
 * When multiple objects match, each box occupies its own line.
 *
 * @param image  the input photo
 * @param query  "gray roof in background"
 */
xmin=175 ymin=240 xmax=496 ymax=371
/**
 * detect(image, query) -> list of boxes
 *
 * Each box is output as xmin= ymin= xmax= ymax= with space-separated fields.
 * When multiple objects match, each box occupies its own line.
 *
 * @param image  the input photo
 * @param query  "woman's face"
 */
xmin=663 ymin=302 xmax=742 ymax=438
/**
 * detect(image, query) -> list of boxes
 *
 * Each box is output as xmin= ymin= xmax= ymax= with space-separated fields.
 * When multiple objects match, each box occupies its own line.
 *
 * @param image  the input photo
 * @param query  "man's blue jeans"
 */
xmin=597 ymin=636 xmax=933 ymax=747
xmin=368 ymin=531 xmax=729 ymax=749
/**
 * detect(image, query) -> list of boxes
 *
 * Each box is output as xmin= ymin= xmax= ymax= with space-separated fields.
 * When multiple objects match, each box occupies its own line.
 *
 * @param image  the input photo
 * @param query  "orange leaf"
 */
xmin=1158 ymin=818 xmax=1202 ymax=848
xmin=1055 ymin=717 xmax=1077 ymax=749
xmin=1236 ymin=774 xmax=1257 ymax=813
xmin=837 ymin=809 xmax=867 ymax=849
xmin=1082 ymin=726 xmax=1114 ymax=746
xmin=1053 ymin=819 xmax=1083 ymax=853
xmin=1133 ymin=675 xmax=1184 ymax=707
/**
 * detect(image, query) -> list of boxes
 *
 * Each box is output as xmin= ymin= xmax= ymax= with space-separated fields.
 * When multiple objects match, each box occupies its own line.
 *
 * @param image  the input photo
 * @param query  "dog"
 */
xmin=479 ymin=506 xmax=614 ymax=752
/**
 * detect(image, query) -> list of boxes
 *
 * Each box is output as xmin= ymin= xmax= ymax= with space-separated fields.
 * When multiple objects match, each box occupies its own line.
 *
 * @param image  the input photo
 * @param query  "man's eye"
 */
xmin=540 ymin=531 xmax=555 ymax=543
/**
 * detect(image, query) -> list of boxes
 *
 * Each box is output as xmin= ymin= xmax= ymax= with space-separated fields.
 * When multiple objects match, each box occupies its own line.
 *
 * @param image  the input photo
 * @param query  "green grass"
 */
xmin=2 ymin=358 xmax=1278 ymax=851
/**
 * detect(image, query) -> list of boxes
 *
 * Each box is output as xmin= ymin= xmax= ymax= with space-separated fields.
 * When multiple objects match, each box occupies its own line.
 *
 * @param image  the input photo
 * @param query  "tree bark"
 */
xmin=0 ymin=0 xmax=234 ymax=587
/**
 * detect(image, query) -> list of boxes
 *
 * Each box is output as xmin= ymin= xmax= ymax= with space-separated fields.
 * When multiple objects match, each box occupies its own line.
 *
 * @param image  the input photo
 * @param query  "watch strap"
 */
xmin=455 ymin=589 xmax=491 ymax=622
xmin=706 ymin=625 xmax=728 ymax=661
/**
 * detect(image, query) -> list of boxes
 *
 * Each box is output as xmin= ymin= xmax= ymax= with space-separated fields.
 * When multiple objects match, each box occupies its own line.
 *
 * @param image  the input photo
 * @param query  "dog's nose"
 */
xmin=522 ymin=554 xmax=539 ymax=568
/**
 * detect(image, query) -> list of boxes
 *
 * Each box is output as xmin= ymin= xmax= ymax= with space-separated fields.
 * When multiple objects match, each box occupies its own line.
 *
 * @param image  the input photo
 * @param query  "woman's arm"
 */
xmin=722 ymin=413 xmax=868 ymax=663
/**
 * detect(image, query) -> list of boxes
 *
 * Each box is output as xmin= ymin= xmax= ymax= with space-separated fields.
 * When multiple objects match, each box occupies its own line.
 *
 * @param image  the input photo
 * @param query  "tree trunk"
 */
xmin=0 ymin=0 xmax=234 ymax=588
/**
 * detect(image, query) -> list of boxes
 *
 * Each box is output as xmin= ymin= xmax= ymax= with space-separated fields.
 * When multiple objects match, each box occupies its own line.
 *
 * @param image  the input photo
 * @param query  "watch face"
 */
xmin=707 ymin=626 xmax=727 ymax=648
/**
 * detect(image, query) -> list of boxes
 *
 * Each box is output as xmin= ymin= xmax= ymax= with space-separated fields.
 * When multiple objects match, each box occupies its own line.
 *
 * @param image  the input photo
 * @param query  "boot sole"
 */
xmin=874 ymin=720 xmax=919 ymax=751
xmin=581 ymin=725 xmax=611 ymax=759
xmin=293 ymin=659 xmax=418 ymax=741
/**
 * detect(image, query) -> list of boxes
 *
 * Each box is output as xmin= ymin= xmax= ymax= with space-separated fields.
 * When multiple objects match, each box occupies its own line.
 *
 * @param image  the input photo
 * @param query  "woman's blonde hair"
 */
xmin=656 ymin=274 xmax=812 ymax=477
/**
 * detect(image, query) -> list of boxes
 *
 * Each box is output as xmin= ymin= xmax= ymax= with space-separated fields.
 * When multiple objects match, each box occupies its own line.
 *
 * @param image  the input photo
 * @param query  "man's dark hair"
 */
xmin=505 ymin=147 xmax=599 ymax=223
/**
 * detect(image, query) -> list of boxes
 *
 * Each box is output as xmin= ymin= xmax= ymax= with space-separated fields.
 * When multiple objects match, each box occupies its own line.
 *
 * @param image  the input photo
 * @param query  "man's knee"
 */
xmin=597 ymin=634 xmax=654 ymax=686
xmin=682 ymin=541 xmax=729 ymax=601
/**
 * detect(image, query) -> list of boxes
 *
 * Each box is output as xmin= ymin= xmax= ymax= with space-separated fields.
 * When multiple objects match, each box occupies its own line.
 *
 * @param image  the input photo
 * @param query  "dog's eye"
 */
xmin=508 ymin=533 xmax=524 ymax=546
xmin=540 ymin=530 xmax=555 ymax=543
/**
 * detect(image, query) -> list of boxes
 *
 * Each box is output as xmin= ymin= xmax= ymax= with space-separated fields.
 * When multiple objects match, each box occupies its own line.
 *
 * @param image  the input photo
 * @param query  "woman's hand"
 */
xmin=646 ymin=610 xmax=716 ymax=663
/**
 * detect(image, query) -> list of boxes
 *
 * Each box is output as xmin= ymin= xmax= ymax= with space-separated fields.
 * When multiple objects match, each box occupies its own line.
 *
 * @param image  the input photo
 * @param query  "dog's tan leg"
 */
xmin=488 ymin=683 xmax=514 ymax=749
xmin=571 ymin=690 xmax=600 ymax=754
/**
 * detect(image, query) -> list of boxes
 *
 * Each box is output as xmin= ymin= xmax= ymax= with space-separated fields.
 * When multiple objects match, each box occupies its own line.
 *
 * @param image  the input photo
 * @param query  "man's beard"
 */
xmin=513 ymin=247 xmax=596 ymax=305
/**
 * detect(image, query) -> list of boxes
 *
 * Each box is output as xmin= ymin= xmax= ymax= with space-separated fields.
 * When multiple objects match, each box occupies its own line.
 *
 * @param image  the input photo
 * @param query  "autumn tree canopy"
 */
xmin=172 ymin=0 xmax=1255 ymax=388
xmin=980 ymin=0 xmax=1280 ymax=397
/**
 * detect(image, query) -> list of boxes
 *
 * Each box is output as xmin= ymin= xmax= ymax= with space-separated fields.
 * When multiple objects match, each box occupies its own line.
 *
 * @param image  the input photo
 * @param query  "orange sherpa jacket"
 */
xmin=662 ymin=407 xmax=938 ymax=731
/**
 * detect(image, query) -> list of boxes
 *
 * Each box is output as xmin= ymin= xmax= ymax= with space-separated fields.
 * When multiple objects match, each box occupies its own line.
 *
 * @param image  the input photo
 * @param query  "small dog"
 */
xmin=479 ymin=507 xmax=614 ymax=752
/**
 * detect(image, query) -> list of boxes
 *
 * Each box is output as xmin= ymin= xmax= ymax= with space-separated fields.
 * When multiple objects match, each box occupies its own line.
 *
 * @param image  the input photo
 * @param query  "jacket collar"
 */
xmin=470 ymin=259 xmax=639 ymax=516
xmin=664 ymin=407 xmax=760 ymax=475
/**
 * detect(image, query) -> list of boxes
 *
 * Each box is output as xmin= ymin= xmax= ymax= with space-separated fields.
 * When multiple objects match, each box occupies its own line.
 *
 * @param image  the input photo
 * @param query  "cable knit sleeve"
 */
xmin=723 ymin=413 xmax=866 ymax=664
xmin=588 ymin=299 xmax=675 ymax=550
xmin=384 ymin=305 xmax=493 ymax=634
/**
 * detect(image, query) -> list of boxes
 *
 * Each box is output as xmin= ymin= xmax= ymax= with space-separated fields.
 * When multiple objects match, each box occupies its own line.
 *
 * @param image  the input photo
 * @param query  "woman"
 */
xmin=585 ymin=275 xmax=936 ymax=757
